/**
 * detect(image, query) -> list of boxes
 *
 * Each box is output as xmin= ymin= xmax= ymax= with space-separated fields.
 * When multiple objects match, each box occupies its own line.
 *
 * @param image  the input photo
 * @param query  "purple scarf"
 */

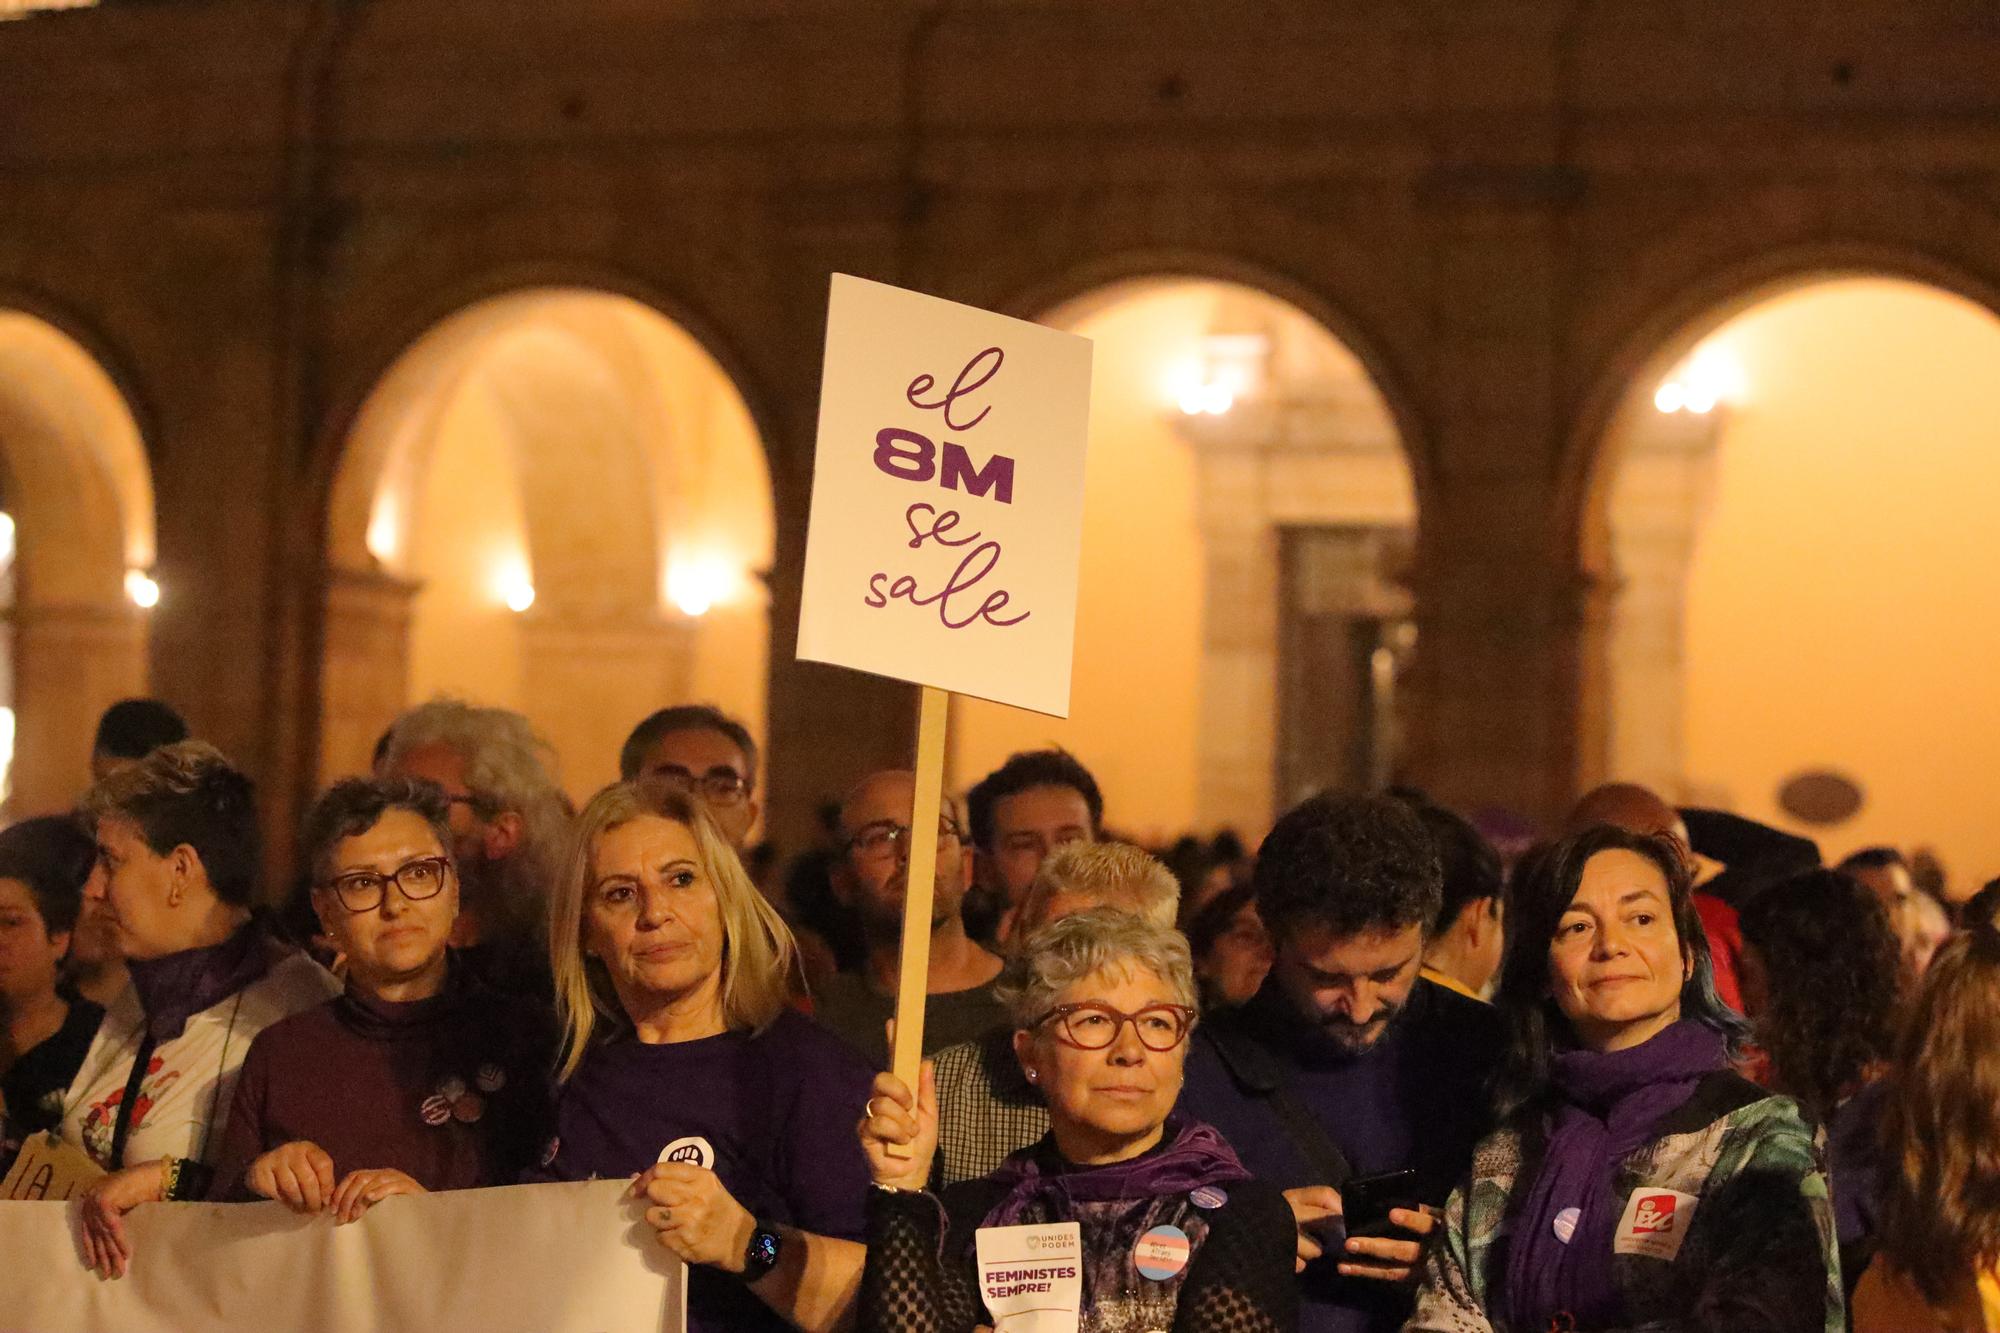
xmin=980 ymin=1115 xmax=1251 ymax=1230
xmin=128 ymin=919 xmax=272 ymax=1042
xmin=1502 ymin=1020 xmax=1725 ymax=1332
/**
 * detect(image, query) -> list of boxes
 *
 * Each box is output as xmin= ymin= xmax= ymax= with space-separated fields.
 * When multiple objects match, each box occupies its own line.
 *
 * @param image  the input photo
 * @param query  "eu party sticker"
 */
xmin=1613 ymin=1188 xmax=1699 ymax=1260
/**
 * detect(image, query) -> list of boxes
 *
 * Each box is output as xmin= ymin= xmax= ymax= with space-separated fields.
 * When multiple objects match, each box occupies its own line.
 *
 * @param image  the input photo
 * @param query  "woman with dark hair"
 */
xmin=1182 ymin=880 xmax=1272 ymax=1011
xmin=1408 ymin=825 xmax=1840 ymax=1333
xmin=1852 ymin=926 xmax=2000 ymax=1330
xmin=0 ymin=815 xmax=103 ymax=1175
xmin=206 ymin=777 xmax=553 ymax=1217
xmin=1737 ymin=868 xmax=1901 ymax=1288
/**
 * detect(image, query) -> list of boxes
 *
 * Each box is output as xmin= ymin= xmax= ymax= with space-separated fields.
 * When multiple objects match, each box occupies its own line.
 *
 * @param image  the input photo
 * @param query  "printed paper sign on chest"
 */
xmin=797 ymin=275 xmax=1094 ymax=717
xmin=1614 ymin=1187 xmax=1700 ymax=1261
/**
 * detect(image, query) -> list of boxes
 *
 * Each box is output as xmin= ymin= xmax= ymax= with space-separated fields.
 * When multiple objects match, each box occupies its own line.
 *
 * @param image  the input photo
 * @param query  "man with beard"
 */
xmin=811 ymin=770 xmax=1004 ymax=1069
xmin=1178 ymin=791 xmax=1503 ymax=1333
xmin=375 ymin=700 xmax=569 ymax=1003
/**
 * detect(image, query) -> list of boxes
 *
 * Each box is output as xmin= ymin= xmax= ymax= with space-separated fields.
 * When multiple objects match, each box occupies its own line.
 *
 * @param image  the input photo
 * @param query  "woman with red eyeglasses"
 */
xmin=857 ymin=908 xmax=1299 ymax=1332
xmin=205 ymin=777 xmax=553 ymax=1219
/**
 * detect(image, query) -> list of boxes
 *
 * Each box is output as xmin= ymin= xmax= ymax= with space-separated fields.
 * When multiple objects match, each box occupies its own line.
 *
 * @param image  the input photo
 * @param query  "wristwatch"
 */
xmin=741 ymin=1221 xmax=782 ymax=1283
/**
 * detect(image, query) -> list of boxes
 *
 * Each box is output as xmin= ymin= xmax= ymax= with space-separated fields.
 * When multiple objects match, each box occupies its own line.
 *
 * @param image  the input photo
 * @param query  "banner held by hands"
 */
xmin=798 ymin=274 xmax=1093 ymax=1107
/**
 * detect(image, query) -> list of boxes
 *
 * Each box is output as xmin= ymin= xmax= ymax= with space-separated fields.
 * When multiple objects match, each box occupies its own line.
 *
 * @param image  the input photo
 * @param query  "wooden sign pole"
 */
xmin=887 ymin=685 xmax=951 ymax=1137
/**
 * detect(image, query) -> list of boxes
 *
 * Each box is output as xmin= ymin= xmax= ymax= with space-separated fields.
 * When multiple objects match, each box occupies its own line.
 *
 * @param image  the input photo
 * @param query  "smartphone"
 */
xmin=1339 ymin=1168 xmax=1421 ymax=1238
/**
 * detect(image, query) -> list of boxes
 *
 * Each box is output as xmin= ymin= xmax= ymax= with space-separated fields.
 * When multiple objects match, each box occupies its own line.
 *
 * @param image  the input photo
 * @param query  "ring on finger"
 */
xmin=864 ymin=1097 xmax=882 ymax=1121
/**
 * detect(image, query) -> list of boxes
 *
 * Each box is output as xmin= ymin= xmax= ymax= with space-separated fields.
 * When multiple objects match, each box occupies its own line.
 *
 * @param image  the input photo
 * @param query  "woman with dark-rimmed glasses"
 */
xmin=206 ymin=777 xmax=553 ymax=1217
xmin=857 ymin=908 xmax=1299 ymax=1332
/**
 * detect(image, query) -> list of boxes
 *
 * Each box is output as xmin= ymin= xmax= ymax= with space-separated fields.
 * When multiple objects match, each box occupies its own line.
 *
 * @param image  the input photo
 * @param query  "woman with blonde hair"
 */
xmin=531 ymin=779 xmax=873 ymax=1333
xmin=1852 ymin=924 xmax=2000 ymax=1331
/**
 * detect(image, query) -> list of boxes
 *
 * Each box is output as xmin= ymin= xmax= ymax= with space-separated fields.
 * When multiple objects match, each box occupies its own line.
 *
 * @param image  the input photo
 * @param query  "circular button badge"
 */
xmin=1133 ymin=1224 xmax=1191 ymax=1281
xmin=658 ymin=1136 xmax=716 ymax=1169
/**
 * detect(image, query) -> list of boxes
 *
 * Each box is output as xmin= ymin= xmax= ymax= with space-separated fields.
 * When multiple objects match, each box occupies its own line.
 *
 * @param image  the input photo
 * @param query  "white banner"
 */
xmin=0 ymin=1180 xmax=686 ymax=1333
xmin=798 ymin=274 xmax=1094 ymax=717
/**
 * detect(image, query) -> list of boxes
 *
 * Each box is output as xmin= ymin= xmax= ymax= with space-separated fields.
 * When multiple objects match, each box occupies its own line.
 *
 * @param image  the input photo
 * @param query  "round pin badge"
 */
xmin=658 ymin=1135 xmax=716 ymax=1169
xmin=437 ymin=1076 xmax=467 ymax=1103
xmin=419 ymin=1094 xmax=452 ymax=1127
xmin=1189 ymin=1186 xmax=1228 ymax=1210
xmin=476 ymin=1063 xmax=507 ymax=1093
xmin=1133 ymin=1224 xmax=1192 ymax=1281
xmin=452 ymin=1092 xmax=486 ymax=1124
xmin=1554 ymin=1206 xmax=1581 ymax=1244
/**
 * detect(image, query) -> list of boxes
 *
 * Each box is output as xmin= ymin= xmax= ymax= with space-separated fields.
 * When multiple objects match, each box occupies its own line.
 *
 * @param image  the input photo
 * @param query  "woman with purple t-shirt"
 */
xmin=535 ymin=779 xmax=874 ymax=1333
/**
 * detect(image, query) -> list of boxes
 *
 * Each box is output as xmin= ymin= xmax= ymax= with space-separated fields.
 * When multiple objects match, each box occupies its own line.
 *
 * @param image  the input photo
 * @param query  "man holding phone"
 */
xmin=1178 ymin=792 xmax=1505 ymax=1333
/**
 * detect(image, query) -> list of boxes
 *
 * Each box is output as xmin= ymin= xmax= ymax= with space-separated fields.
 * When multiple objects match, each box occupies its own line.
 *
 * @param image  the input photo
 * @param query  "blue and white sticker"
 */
xmin=1553 ymin=1206 xmax=1581 ymax=1244
xmin=1189 ymin=1185 xmax=1228 ymax=1210
xmin=1134 ymin=1224 xmax=1191 ymax=1280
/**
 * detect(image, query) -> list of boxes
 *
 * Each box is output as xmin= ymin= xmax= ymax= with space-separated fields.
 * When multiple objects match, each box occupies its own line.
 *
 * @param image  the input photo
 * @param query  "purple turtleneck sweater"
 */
xmin=208 ymin=961 xmax=554 ymax=1201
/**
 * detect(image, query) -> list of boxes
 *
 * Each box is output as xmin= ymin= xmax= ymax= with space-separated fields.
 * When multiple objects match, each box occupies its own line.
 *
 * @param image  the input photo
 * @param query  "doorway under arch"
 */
xmin=321 ymin=287 xmax=774 ymax=805
xmin=1590 ymin=274 xmax=2000 ymax=889
xmin=949 ymin=277 xmax=1417 ymax=843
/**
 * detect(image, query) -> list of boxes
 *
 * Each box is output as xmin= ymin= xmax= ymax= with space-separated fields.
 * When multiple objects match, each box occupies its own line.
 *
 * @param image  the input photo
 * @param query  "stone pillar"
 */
xmin=316 ymin=566 xmax=418 ymax=786
xmin=520 ymin=610 xmax=696 ymax=799
xmin=8 ymin=600 xmax=146 ymax=815
xmin=1599 ymin=411 xmax=1724 ymax=795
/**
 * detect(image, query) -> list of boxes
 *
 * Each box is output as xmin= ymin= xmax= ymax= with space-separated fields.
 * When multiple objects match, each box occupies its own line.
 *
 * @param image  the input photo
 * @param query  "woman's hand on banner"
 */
xmin=247 ymin=1140 xmax=336 ymax=1214
xmin=858 ymin=1062 xmax=938 ymax=1192
xmin=629 ymin=1161 xmax=757 ymax=1272
xmin=78 ymin=1158 xmax=168 ymax=1279
xmin=330 ymin=1167 xmax=426 ymax=1224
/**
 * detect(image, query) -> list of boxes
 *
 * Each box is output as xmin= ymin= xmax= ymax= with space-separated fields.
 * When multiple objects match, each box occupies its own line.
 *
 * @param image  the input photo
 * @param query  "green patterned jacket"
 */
xmin=1405 ymin=1070 xmax=1844 ymax=1333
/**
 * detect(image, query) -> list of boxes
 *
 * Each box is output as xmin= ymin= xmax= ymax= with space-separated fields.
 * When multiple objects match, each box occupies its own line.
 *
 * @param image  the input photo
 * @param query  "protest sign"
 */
xmin=797 ymin=275 xmax=1093 ymax=1096
xmin=1 ymin=1129 xmax=104 ymax=1201
xmin=0 ymin=1179 xmax=686 ymax=1332
xmin=797 ymin=273 xmax=1093 ymax=717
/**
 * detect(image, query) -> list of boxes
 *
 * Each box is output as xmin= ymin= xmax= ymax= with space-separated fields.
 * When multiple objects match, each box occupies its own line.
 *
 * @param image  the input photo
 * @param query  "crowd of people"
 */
xmin=2 ymin=693 xmax=1998 ymax=1331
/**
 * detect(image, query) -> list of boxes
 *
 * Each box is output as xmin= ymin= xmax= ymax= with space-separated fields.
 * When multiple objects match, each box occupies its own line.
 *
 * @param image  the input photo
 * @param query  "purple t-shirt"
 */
xmin=533 ymin=1008 xmax=874 ymax=1333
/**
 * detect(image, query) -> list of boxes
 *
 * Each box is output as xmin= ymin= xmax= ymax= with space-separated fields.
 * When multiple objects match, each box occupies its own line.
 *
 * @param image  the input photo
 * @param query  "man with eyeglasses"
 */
xmin=618 ymin=705 xmax=761 ymax=849
xmin=811 ymin=771 xmax=1004 ymax=1069
xmin=1176 ymin=791 xmax=1504 ymax=1333
xmin=376 ymin=700 xmax=569 ymax=1002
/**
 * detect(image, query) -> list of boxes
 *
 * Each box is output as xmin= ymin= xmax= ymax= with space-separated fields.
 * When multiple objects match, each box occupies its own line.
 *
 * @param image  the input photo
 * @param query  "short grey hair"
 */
xmin=996 ymin=907 xmax=1198 ymax=1030
xmin=1015 ymin=841 xmax=1180 ymax=935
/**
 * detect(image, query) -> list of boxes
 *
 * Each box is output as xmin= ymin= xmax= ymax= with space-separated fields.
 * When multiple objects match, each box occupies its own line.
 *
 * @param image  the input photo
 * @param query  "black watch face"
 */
xmin=748 ymin=1227 xmax=781 ymax=1273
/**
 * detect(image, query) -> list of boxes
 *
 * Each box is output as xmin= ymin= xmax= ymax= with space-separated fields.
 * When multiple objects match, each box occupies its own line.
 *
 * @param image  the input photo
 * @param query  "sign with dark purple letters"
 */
xmin=797 ymin=275 xmax=1093 ymax=716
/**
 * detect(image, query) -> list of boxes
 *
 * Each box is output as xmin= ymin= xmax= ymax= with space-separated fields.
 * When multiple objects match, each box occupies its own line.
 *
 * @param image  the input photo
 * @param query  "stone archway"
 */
xmin=950 ymin=276 xmax=1416 ymax=841
xmin=1583 ymin=273 xmax=2000 ymax=881
xmin=321 ymin=288 xmax=774 ymax=801
xmin=0 ymin=310 xmax=155 ymax=813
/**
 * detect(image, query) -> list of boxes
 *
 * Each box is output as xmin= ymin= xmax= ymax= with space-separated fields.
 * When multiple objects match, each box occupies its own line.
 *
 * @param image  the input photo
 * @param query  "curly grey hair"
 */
xmin=377 ymin=698 xmax=569 ymax=945
xmin=996 ymin=907 xmax=1198 ymax=1031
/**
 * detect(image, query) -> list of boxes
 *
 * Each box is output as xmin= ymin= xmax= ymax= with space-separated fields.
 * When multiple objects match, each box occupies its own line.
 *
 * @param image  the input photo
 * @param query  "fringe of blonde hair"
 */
xmin=549 ymin=779 xmax=795 ymax=1081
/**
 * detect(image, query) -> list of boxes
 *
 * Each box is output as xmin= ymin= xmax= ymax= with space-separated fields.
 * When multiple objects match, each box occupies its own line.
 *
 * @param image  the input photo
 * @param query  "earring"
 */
xmin=1026 ymin=1069 xmax=1038 ymax=1083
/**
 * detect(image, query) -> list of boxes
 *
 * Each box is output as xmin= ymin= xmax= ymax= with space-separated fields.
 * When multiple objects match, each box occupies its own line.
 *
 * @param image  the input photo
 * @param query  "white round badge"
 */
xmin=658 ymin=1136 xmax=716 ymax=1169
xmin=1553 ymin=1206 xmax=1581 ymax=1244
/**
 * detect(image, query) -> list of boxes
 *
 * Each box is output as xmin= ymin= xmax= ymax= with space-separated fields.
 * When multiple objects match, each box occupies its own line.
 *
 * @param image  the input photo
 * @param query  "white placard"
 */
xmin=797 ymin=274 xmax=1094 ymax=717
xmin=0 ymin=1179 xmax=685 ymax=1332
xmin=975 ymin=1220 xmax=1083 ymax=1332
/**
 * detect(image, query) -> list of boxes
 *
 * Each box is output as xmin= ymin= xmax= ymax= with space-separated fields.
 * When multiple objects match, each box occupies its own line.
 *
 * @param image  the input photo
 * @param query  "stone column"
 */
xmin=315 ymin=566 xmax=418 ymax=786
xmin=520 ymin=610 xmax=696 ymax=799
xmin=7 ymin=600 xmax=146 ymax=814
